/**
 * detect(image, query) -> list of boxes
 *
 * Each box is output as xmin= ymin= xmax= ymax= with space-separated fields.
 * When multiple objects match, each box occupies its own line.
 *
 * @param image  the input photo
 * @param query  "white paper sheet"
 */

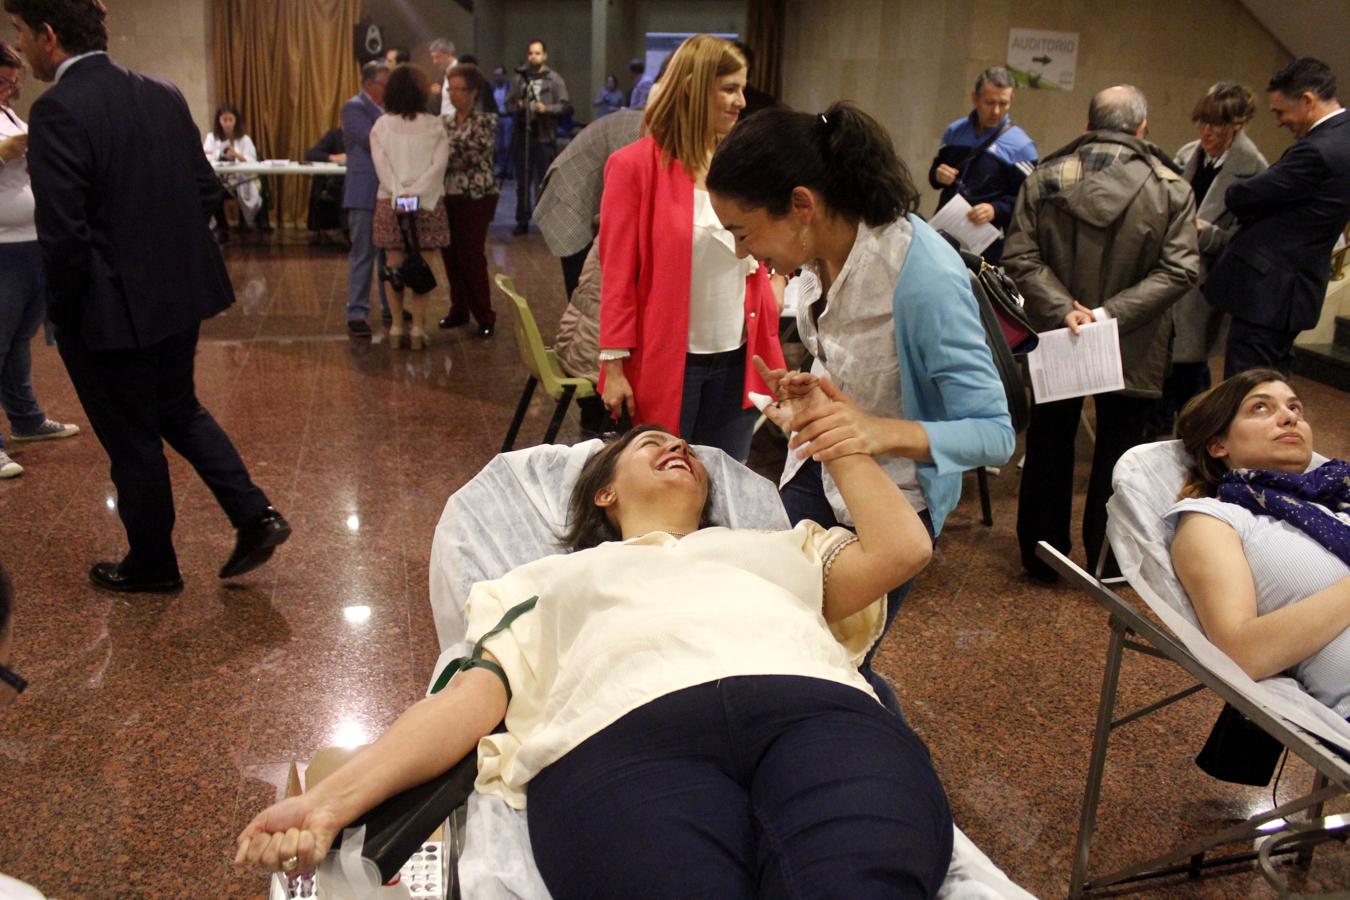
xmin=1026 ymin=318 xmax=1124 ymax=403
xmin=929 ymin=193 xmax=1001 ymax=255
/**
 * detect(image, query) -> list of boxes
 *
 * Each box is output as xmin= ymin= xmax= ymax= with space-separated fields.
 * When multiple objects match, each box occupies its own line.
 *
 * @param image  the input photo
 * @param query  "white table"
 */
xmin=210 ymin=161 xmax=346 ymax=176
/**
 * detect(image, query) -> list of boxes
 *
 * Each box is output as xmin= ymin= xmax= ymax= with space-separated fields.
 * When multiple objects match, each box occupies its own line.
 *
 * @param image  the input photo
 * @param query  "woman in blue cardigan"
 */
xmin=708 ymin=101 xmax=1014 ymax=701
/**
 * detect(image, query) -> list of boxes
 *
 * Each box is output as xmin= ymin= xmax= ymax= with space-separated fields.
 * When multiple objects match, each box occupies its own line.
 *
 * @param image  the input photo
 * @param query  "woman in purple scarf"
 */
xmin=1166 ymin=368 xmax=1349 ymax=718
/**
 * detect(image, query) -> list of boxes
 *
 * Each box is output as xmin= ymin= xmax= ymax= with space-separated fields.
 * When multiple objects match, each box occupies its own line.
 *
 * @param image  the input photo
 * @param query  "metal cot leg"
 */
xmin=1071 ymin=616 xmax=1129 ymax=899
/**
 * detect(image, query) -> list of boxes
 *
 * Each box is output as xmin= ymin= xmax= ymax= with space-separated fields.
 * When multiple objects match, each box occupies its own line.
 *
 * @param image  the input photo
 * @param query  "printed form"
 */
xmin=1026 ymin=319 xmax=1125 ymax=403
xmin=929 ymin=194 xmax=1001 ymax=256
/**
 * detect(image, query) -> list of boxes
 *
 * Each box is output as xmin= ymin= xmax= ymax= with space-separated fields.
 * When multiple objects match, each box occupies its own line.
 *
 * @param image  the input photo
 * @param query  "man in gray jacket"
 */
xmin=1003 ymin=85 xmax=1199 ymax=581
xmin=508 ymin=39 xmax=570 ymax=235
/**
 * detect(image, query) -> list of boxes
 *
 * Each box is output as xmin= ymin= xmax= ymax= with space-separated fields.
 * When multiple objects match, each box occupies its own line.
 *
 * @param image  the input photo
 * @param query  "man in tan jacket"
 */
xmin=1003 ymin=85 xmax=1199 ymax=581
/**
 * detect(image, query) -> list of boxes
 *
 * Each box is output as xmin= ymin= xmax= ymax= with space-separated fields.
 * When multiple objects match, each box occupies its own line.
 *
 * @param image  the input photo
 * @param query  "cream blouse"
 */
xmin=463 ymin=521 xmax=886 ymax=808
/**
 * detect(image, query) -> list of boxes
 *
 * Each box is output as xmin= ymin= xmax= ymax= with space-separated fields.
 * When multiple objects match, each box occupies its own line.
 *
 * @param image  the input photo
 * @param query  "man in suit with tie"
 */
xmin=342 ymin=60 xmax=390 ymax=336
xmin=9 ymin=0 xmax=290 ymax=593
xmin=1205 ymin=57 xmax=1350 ymax=376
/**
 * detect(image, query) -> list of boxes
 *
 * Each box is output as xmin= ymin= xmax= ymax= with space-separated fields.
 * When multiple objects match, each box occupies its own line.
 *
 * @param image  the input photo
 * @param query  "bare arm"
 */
xmin=235 ymin=667 xmax=507 ymax=872
xmin=820 ymin=448 xmax=932 ymax=623
xmin=761 ymin=367 xmax=932 ymax=622
xmin=1171 ymin=512 xmax=1350 ymax=681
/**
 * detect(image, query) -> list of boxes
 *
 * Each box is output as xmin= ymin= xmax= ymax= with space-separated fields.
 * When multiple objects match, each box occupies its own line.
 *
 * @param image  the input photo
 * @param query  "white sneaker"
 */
xmin=10 ymin=419 xmax=80 ymax=442
xmin=0 ymin=452 xmax=22 ymax=478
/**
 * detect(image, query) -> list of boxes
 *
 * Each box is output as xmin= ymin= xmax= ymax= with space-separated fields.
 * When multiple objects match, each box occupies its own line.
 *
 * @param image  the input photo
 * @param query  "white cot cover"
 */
xmin=428 ymin=441 xmax=1035 ymax=900
xmin=1107 ymin=441 xmax=1350 ymax=752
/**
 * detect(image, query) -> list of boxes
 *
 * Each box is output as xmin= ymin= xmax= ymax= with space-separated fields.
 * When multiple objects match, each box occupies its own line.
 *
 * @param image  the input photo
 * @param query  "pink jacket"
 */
xmin=598 ymin=136 xmax=783 ymax=433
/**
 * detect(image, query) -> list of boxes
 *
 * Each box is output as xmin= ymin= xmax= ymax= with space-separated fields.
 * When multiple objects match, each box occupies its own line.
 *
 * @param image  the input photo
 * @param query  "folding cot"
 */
xmin=421 ymin=441 xmax=1037 ymax=899
xmin=1036 ymin=440 xmax=1349 ymax=897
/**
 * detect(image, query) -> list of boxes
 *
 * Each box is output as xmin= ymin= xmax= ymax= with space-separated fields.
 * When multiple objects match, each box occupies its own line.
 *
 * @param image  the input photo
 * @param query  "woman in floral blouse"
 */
xmin=439 ymin=64 xmax=500 ymax=337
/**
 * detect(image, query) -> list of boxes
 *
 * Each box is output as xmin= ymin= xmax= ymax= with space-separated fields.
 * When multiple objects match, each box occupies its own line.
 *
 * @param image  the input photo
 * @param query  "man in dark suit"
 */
xmin=1205 ymin=57 xmax=1350 ymax=376
xmin=9 ymin=0 xmax=289 ymax=593
xmin=341 ymin=60 xmax=390 ymax=336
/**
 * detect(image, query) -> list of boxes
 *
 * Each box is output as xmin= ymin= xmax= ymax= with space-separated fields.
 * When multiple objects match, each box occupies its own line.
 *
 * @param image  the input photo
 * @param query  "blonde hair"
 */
xmin=642 ymin=35 xmax=746 ymax=175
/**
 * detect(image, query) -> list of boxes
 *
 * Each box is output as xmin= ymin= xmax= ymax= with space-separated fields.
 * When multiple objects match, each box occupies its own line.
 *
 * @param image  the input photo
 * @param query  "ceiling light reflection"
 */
xmin=105 ymin=495 xmax=116 ymax=510
xmin=331 ymin=718 xmax=370 ymax=748
xmin=343 ymin=605 xmax=372 ymax=625
xmin=346 ymin=514 xmax=360 ymax=532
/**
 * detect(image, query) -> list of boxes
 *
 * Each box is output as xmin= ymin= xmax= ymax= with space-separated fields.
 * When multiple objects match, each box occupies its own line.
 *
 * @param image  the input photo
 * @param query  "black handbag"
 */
xmin=397 ymin=209 xmax=438 ymax=295
xmin=953 ymin=248 xmax=1036 ymax=434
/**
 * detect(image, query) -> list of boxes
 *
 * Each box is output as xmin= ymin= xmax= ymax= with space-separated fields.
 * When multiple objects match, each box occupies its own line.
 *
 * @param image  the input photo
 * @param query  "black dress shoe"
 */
xmin=475 ymin=323 xmax=495 ymax=338
xmin=512 ymin=224 xmax=529 ymax=236
xmin=439 ymin=314 xmax=470 ymax=330
xmin=89 ymin=562 xmax=184 ymax=594
xmin=220 ymin=507 xmax=292 ymax=579
xmin=348 ymin=319 xmax=373 ymax=337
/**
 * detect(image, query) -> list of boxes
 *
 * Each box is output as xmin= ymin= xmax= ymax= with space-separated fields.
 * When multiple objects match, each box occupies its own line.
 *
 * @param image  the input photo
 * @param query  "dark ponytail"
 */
xmin=707 ymin=101 xmax=918 ymax=227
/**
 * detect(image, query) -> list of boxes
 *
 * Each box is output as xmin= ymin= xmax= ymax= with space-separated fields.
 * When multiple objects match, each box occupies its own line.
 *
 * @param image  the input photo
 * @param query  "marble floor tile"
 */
xmin=1 ymin=217 xmax=1346 ymax=899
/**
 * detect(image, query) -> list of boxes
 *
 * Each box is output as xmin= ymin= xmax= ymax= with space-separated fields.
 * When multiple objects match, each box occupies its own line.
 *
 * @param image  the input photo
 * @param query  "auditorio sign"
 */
xmin=1007 ymin=28 xmax=1079 ymax=91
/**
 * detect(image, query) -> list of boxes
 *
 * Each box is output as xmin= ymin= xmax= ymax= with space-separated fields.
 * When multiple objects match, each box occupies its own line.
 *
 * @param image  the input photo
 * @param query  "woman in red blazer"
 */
xmin=597 ymin=35 xmax=784 ymax=462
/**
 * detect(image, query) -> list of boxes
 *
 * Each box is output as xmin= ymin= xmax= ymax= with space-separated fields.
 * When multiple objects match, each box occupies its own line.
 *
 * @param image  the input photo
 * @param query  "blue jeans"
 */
xmin=679 ymin=348 xmax=758 ymax=463
xmin=528 ymin=676 xmax=953 ymax=899
xmin=0 ymin=242 xmax=50 ymax=449
xmin=345 ymin=207 xmax=388 ymax=321
xmin=781 ymin=459 xmax=934 ymax=713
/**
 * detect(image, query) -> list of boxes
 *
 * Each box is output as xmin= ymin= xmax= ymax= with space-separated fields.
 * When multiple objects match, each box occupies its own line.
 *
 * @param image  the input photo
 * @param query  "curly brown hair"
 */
xmin=563 ymin=426 xmax=716 ymax=552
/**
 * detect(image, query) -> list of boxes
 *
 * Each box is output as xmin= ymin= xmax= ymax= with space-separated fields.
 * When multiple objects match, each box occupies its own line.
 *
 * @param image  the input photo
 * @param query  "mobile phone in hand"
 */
xmin=396 ymin=196 xmax=420 ymax=213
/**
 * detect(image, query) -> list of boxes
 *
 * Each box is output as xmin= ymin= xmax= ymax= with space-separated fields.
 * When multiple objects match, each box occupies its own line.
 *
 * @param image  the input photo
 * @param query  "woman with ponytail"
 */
xmin=597 ymin=35 xmax=785 ymax=461
xmin=707 ymin=102 xmax=1015 ymax=697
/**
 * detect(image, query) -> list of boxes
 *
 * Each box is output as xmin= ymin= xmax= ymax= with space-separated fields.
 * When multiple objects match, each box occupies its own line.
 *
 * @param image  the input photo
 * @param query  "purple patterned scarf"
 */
xmin=1219 ymin=460 xmax=1350 ymax=567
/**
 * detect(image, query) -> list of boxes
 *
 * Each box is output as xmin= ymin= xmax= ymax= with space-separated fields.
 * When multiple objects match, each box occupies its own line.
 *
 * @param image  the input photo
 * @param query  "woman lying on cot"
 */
xmin=235 ymin=375 xmax=954 ymax=898
xmin=1168 ymin=368 xmax=1350 ymax=718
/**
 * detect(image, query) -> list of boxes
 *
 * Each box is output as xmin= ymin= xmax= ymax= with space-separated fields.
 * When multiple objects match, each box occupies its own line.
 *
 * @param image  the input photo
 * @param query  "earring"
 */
xmin=798 ymin=227 xmax=809 ymax=251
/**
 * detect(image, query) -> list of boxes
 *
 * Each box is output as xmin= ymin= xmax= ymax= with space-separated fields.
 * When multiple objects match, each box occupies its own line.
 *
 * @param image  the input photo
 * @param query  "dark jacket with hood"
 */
xmin=1002 ymin=130 xmax=1200 ymax=397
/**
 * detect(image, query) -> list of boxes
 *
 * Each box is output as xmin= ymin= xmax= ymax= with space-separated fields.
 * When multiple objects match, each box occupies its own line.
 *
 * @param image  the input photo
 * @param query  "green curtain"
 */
xmin=212 ymin=0 xmax=362 ymax=226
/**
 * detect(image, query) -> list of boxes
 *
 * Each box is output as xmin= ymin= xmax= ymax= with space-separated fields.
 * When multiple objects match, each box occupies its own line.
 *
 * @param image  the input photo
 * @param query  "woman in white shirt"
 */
xmin=1168 ymin=368 xmax=1350 ymax=716
xmin=236 ymin=378 xmax=953 ymax=898
xmin=202 ymin=103 xmax=262 ymax=232
xmin=370 ymin=65 xmax=450 ymax=350
xmin=597 ymin=35 xmax=785 ymax=462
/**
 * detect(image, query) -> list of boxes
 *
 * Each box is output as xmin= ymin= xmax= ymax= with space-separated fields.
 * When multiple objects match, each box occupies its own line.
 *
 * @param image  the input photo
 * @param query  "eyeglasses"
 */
xmin=0 ymin=662 xmax=26 ymax=696
xmin=0 ymin=75 xmax=18 ymax=90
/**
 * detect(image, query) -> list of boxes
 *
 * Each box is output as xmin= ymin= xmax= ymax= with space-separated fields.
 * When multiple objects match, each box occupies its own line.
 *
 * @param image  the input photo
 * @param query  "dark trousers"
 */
xmin=780 ymin=459 xmax=933 ymax=713
xmin=440 ymin=193 xmax=500 ymax=328
xmin=1224 ymin=317 xmax=1299 ymax=378
xmin=513 ymin=139 xmax=555 ymax=226
xmin=528 ymin=676 xmax=953 ymax=900
xmin=57 ymin=324 xmax=270 ymax=578
xmin=679 ymin=348 xmax=759 ymax=463
xmin=560 ymin=240 xmax=592 ymax=300
xmin=1017 ymin=392 xmax=1154 ymax=579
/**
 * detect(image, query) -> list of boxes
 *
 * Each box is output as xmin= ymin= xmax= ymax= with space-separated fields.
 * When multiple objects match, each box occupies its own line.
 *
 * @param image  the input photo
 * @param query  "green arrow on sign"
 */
xmin=1032 ymin=55 xmax=1052 ymax=64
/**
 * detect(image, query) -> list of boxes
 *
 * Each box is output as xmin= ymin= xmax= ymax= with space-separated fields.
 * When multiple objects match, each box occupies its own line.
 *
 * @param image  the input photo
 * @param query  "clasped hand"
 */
xmin=235 ymin=791 xmax=342 ymax=875
xmin=753 ymin=357 xmax=883 ymax=461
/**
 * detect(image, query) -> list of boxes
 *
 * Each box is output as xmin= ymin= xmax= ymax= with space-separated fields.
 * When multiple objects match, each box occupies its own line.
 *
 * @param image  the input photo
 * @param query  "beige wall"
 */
xmin=782 ymin=0 xmax=1294 ymax=211
xmin=10 ymin=0 xmax=213 ymax=129
xmin=361 ymin=0 xmax=475 ymax=74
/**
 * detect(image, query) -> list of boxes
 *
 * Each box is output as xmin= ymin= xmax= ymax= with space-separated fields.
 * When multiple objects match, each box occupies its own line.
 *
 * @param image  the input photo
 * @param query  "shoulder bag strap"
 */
xmin=954 ymin=120 xmax=1012 ymax=189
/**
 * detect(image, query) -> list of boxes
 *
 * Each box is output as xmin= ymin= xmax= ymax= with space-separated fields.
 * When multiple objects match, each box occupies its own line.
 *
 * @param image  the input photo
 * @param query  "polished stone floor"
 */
xmin=1 ymin=205 xmax=1347 ymax=897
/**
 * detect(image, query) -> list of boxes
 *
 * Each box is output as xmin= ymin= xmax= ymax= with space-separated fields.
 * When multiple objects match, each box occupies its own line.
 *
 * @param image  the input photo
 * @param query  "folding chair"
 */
xmin=1037 ymin=440 xmax=1349 ymax=897
xmin=493 ymin=274 xmax=597 ymax=452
